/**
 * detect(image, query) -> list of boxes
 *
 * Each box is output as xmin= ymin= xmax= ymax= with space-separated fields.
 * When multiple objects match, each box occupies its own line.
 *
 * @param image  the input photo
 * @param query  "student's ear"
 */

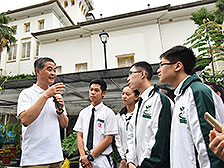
xmin=217 ymin=91 xmax=221 ymax=97
xmin=135 ymin=95 xmax=139 ymax=101
xmin=175 ymin=62 xmax=183 ymax=72
xmin=102 ymin=91 xmax=106 ymax=97
xmin=141 ymin=70 xmax=145 ymax=79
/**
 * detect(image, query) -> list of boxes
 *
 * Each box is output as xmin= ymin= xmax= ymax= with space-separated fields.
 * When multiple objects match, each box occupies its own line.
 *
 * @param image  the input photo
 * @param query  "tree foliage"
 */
xmin=191 ymin=7 xmax=215 ymax=25
xmin=0 ymin=12 xmax=16 ymax=52
xmin=184 ymin=19 xmax=224 ymax=85
xmin=191 ymin=0 xmax=224 ymax=25
xmin=62 ymin=132 xmax=77 ymax=157
xmin=186 ymin=0 xmax=224 ymax=86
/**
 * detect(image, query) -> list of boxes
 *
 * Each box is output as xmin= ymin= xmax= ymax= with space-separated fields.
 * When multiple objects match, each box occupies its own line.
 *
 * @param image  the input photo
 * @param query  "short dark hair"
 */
xmin=159 ymin=86 xmax=175 ymax=101
xmin=160 ymin=45 xmax=196 ymax=75
xmin=34 ymin=57 xmax=56 ymax=75
xmin=206 ymin=82 xmax=224 ymax=103
xmin=130 ymin=61 xmax=153 ymax=80
xmin=89 ymin=79 xmax=107 ymax=92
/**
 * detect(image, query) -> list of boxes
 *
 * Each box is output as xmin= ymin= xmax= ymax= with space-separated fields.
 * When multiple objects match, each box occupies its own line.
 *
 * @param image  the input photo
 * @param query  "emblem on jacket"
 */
xmin=178 ymin=106 xmax=187 ymax=124
xmin=142 ymin=105 xmax=152 ymax=119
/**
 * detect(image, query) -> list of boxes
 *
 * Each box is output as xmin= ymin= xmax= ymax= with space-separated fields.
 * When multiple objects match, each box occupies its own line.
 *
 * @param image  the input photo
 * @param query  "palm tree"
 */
xmin=0 ymin=12 xmax=16 ymax=53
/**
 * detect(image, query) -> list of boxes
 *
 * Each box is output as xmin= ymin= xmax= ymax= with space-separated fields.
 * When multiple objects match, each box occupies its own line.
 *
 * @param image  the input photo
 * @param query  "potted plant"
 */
xmin=62 ymin=132 xmax=79 ymax=167
xmin=0 ymin=123 xmax=14 ymax=165
xmin=0 ymin=113 xmax=21 ymax=164
xmin=0 ymin=149 xmax=11 ymax=164
xmin=62 ymin=132 xmax=78 ymax=157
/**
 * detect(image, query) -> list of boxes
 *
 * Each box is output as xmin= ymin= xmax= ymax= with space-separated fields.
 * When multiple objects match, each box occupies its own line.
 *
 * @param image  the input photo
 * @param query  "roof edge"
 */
xmin=31 ymin=0 xmax=217 ymax=38
xmin=6 ymin=0 xmax=75 ymax=26
xmin=169 ymin=0 xmax=216 ymax=11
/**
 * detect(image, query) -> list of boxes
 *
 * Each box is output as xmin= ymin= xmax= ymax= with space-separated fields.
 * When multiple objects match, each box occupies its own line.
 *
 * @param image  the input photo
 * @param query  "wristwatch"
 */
xmin=87 ymin=154 xmax=94 ymax=161
xmin=56 ymin=109 xmax=64 ymax=115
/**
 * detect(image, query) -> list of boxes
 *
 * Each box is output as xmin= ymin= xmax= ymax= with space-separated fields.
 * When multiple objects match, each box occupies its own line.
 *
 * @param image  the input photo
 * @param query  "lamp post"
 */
xmin=99 ymin=30 xmax=109 ymax=69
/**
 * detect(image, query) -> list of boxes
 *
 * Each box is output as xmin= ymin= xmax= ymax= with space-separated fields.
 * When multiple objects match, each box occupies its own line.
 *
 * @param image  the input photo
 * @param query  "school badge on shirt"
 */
xmin=178 ymin=106 xmax=187 ymax=124
xmin=97 ymin=118 xmax=104 ymax=127
xmin=142 ymin=105 xmax=152 ymax=119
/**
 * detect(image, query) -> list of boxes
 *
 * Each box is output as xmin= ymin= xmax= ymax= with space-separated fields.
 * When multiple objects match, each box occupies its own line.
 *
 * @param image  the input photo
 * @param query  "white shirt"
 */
xmin=115 ymin=112 xmax=134 ymax=160
xmin=17 ymin=84 xmax=66 ymax=166
xmin=74 ymin=102 xmax=118 ymax=155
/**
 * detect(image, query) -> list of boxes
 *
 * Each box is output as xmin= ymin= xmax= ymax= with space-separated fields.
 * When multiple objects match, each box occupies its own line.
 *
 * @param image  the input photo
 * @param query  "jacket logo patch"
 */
xmin=142 ymin=105 xmax=152 ymax=119
xmin=178 ymin=106 xmax=187 ymax=124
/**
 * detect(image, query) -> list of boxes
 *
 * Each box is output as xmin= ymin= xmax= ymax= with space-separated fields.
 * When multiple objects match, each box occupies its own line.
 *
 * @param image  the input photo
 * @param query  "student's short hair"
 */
xmin=160 ymin=45 xmax=196 ymax=75
xmin=205 ymin=82 xmax=224 ymax=103
xmin=130 ymin=61 xmax=153 ymax=81
xmin=34 ymin=57 xmax=56 ymax=75
xmin=159 ymin=86 xmax=175 ymax=101
xmin=89 ymin=79 xmax=107 ymax=92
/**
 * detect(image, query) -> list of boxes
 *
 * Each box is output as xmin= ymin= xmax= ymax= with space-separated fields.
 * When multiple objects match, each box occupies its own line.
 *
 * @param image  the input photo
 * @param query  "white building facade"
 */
xmin=0 ymin=0 xmax=222 ymax=76
xmin=0 ymin=0 xmax=92 ymax=75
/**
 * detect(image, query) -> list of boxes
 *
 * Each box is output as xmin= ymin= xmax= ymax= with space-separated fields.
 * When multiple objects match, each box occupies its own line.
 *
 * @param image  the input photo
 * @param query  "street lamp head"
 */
xmin=99 ymin=30 xmax=109 ymax=44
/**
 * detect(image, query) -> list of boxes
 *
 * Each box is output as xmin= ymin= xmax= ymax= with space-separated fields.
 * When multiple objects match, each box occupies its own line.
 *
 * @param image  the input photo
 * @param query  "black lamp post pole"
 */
xmin=103 ymin=42 xmax=107 ymax=69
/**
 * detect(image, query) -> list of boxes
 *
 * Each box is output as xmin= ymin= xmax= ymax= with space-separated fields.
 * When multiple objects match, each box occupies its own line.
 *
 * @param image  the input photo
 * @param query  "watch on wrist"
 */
xmin=56 ymin=109 xmax=64 ymax=115
xmin=87 ymin=154 xmax=94 ymax=161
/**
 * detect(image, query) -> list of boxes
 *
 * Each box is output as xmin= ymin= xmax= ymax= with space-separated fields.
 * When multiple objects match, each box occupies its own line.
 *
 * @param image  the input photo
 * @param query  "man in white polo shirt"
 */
xmin=17 ymin=57 xmax=69 ymax=168
xmin=74 ymin=79 xmax=118 ymax=168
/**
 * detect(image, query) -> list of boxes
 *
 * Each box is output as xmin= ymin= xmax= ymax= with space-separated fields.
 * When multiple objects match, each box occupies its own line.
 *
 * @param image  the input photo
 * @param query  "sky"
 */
xmin=0 ymin=0 xmax=198 ymax=19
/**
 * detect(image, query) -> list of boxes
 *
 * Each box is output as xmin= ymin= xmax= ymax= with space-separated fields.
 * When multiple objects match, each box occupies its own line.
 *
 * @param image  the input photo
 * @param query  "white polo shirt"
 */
xmin=17 ymin=84 xmax=66 ymax=166
xmin=74 ymin=102 xmax=118 ymax=155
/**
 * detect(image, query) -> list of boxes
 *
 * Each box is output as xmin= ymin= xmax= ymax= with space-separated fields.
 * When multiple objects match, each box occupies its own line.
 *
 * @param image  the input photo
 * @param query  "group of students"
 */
xmin=16 ymin=45 xmax=224 ymax=168
xmin=74 ymin=45 xmax=224 ymax=168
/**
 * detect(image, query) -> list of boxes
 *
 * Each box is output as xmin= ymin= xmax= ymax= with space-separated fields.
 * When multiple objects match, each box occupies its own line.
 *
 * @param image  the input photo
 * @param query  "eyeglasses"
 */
xmin=159 ymin=62 xmax=177 ymax=67
xmin=129 ymin=70 xmax=142 ymax=76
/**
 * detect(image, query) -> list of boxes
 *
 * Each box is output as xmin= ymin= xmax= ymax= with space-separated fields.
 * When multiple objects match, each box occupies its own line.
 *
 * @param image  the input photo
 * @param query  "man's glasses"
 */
xmin=159 ymin=62 xmax=177 ymax=67
xmin=128 ymin=70 xmax=142 ymax=76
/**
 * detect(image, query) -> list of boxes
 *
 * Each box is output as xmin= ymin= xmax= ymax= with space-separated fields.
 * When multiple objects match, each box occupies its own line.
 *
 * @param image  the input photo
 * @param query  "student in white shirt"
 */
xmin=126 ymin=61 xmax=173 ymax=168
xmin=114 ymin=85 xmax=139 ymax=168
xmin=74 ymin=79 xmax=118 ymax=168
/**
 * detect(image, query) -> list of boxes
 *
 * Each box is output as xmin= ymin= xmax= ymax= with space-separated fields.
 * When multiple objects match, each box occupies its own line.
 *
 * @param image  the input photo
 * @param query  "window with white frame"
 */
xmin=79 ymin=1 xmax=82 ymax=8
xmin=64 ymin=0 xmax=68 ymax=7
xmin=21 ymin=42 xmax=31 ymax=59
xmin=35 ymin=41 xmax=40 ymax=58
xmin=75 ymin=63 xmax=87 ymax=72
xmin=11 ymin=25 xmax=17 ymax=35
xmin=117 ymin=54 xmax=135 ymax=67
xmin=8 ymin=44 xmax=17 ymax=61
xmin=56 ymin=65 xmax=62 ymax=75
xmin=71 ymin=0 xmax=75 ymax=6
xmin=38 ymin=20 xmax=45 ymax=30
xmin=215 ymin=58 xmax=224 ymax=72
xmin=24 ymin=22 xmax=30 ymax=32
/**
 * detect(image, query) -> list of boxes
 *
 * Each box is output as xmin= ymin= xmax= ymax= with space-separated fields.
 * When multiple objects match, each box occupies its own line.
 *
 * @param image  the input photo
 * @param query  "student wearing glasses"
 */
xmin=157 ymin=45 xmax=224 ymax=168
xmin=126 ymin=61 xmax=173 ymax=168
